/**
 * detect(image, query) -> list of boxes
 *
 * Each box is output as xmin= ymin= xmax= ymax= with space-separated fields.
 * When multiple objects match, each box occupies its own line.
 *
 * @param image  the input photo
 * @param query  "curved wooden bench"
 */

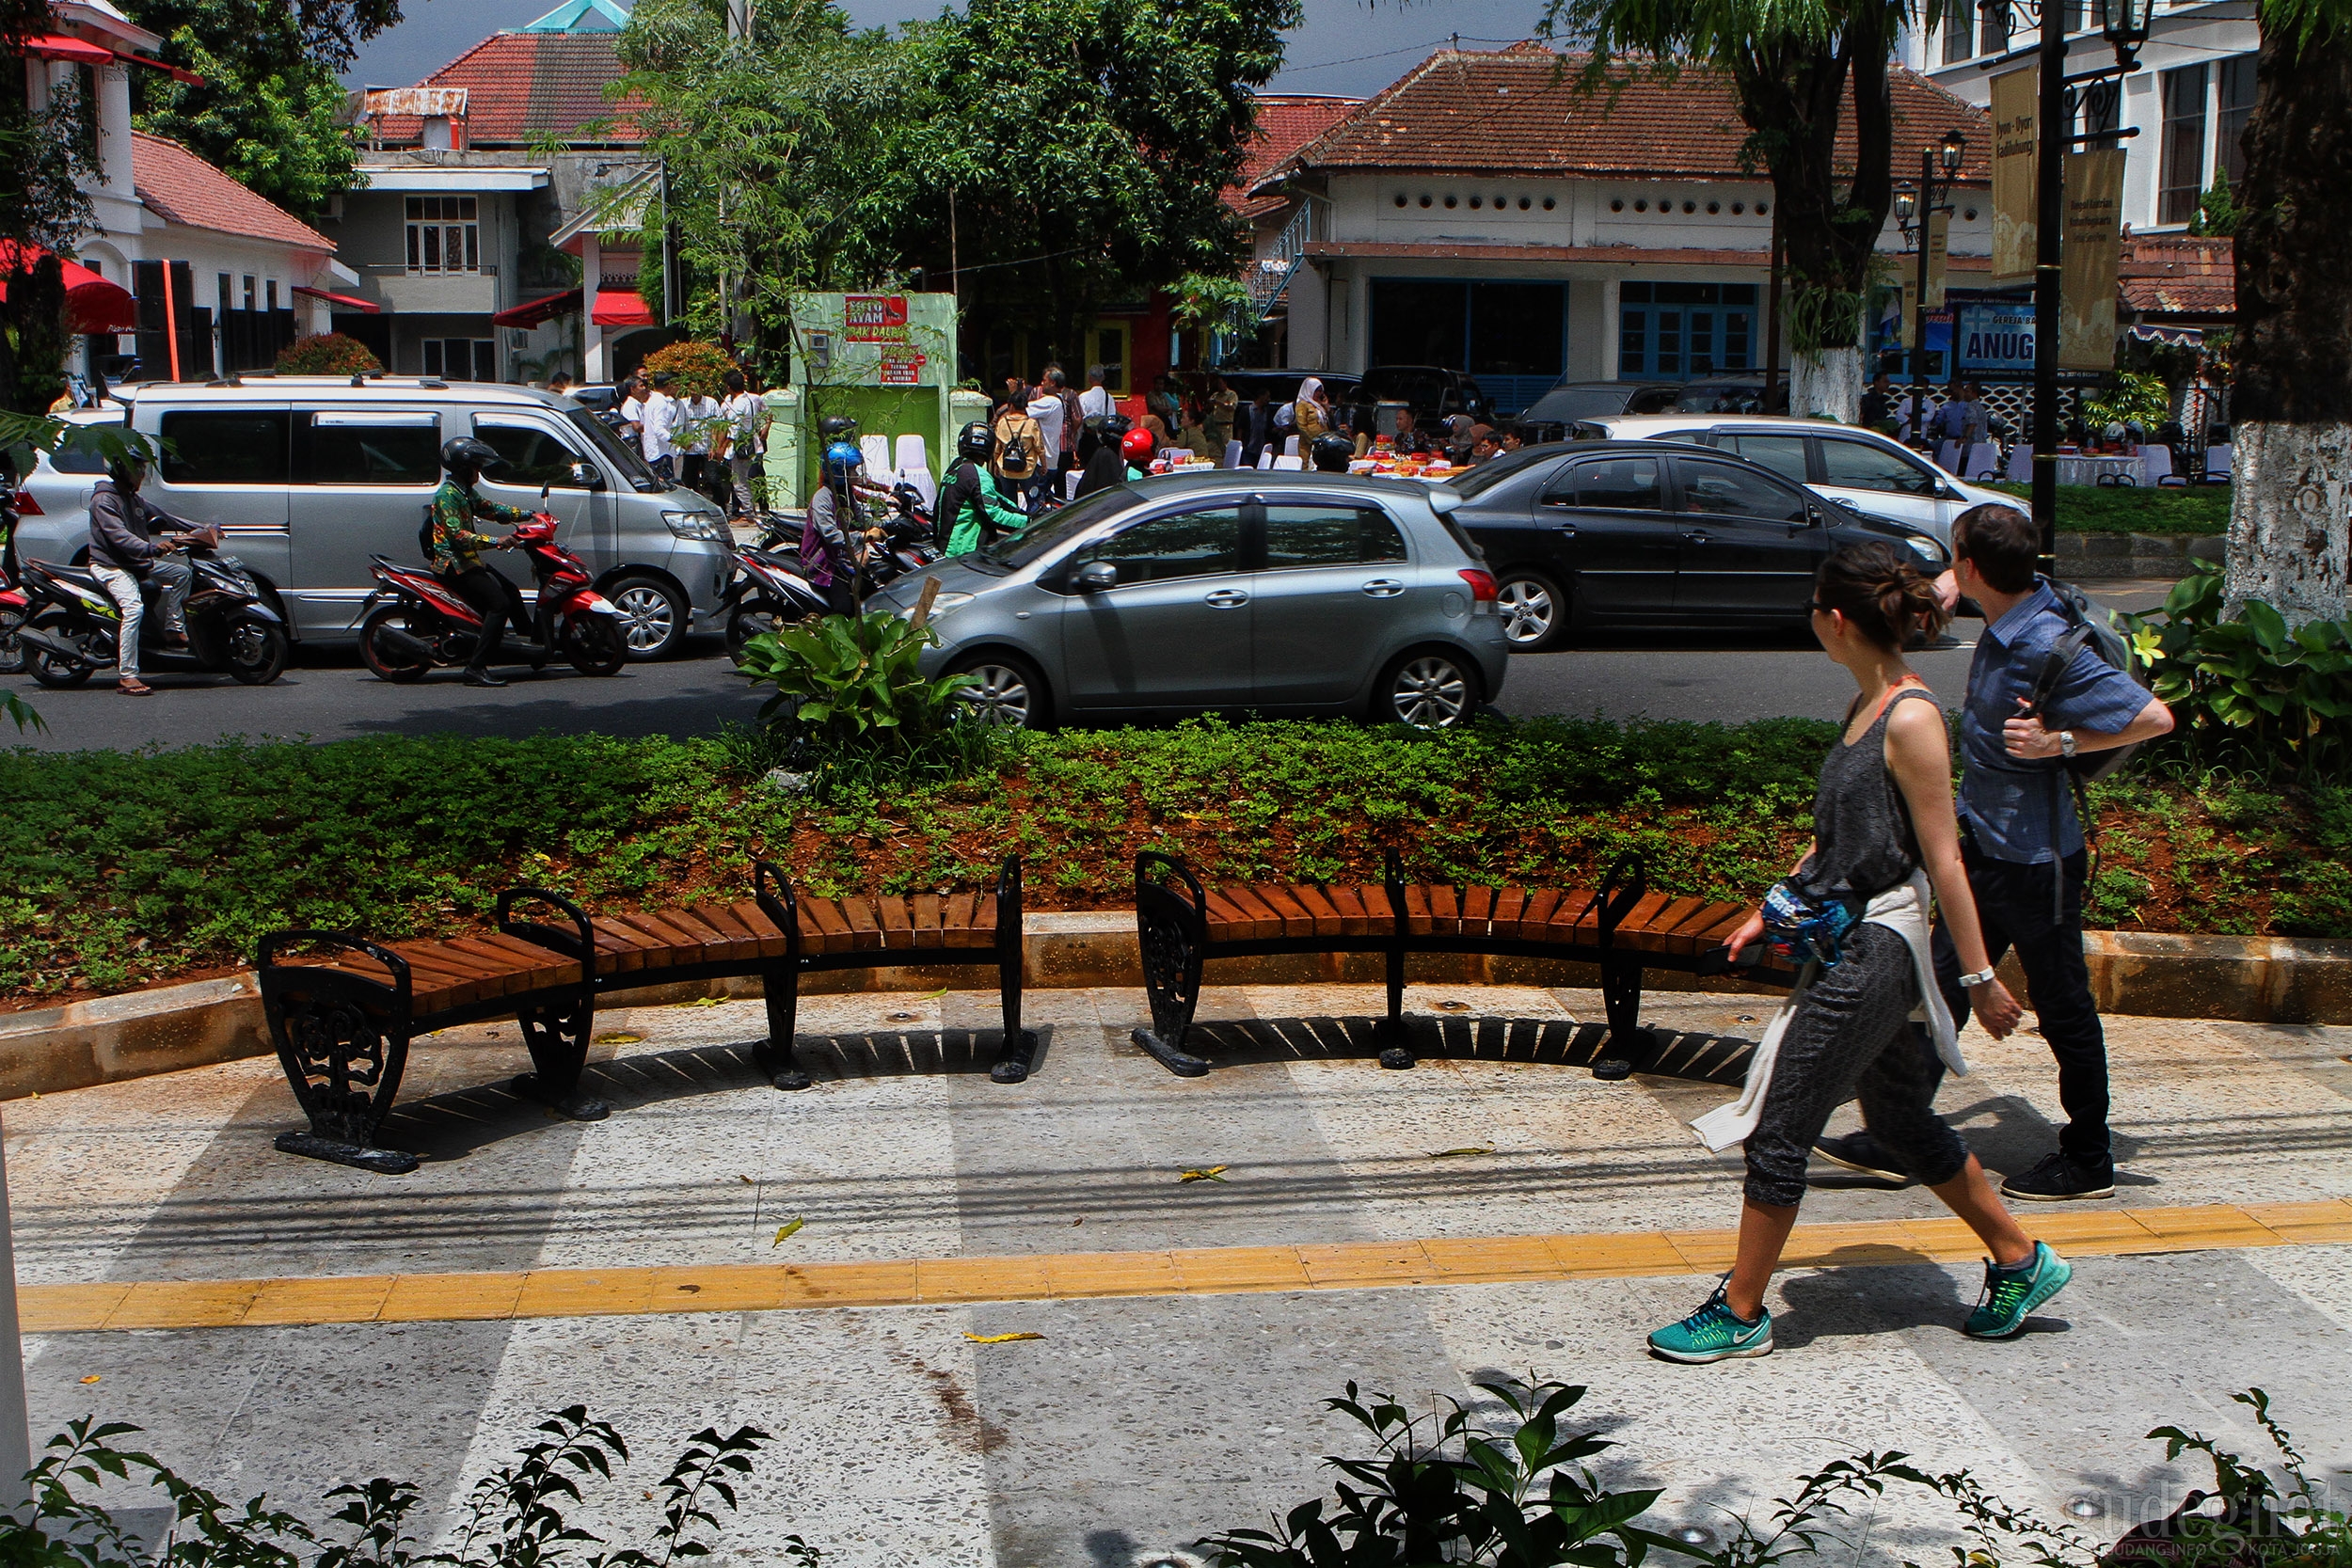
xmin=257 ymin=857 xmax=1036 ymax=1175
xmin=1131 ymin=849 xmax=1788 ymax=1078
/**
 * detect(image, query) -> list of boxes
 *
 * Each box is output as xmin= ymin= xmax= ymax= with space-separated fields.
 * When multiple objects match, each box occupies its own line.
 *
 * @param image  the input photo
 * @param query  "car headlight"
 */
xmin=662 ymin=510 xmax=728 ymax=544
xmin=898 ymin=592 xmax=975 ymax=621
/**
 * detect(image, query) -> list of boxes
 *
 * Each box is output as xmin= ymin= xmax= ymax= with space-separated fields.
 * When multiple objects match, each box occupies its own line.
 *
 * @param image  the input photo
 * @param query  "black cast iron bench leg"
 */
xmin=257 ymin=931 xmax=422 ymax=1176
xmin=1133 ymin=851 xmax=1210 ymax=1077
xmin=1372 ymin=848 xmax=1415 ymax=1069
xmin=500 ymin=886 xmax=610 ymax=1121
xmin=756 ymin=959 xmax=811 ymax=1090
xmin=988 ymin=855 xmax=1041 ymax=1083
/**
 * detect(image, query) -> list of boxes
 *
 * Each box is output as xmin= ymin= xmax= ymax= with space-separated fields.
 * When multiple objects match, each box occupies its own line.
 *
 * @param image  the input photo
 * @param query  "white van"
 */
xmin=13 ymin=377 xmax=732 ymax=659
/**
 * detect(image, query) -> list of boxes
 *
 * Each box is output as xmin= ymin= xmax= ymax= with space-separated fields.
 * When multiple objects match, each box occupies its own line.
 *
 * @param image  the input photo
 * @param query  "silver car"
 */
xmin=870 ymin=470 xmax=1511 ymax=729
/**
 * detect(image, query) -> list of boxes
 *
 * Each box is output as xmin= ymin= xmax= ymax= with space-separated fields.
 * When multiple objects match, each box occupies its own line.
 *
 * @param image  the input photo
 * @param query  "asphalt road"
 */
xmin=1 ymin=582 xmax=2174 ymax=754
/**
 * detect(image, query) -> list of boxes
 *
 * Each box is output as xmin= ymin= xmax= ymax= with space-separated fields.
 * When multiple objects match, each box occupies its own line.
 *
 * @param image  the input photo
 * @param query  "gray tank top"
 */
xmin=1797 ymin=685 xmax=1938 ymax=906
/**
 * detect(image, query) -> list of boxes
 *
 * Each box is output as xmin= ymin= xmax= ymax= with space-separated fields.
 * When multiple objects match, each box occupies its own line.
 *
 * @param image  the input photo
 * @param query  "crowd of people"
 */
xmin=600 ymin=367 xmax=772 ymax=520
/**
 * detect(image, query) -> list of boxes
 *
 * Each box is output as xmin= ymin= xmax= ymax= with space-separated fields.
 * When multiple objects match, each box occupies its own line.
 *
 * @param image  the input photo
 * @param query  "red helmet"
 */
xmin=1120 ymin=428 xmax=1155 ymax=462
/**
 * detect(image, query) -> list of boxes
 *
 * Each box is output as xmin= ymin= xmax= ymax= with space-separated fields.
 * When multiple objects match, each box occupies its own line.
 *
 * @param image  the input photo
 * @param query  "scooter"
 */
xmin=356 ymin=491 xmax=625 ymax=682
xmin=718 ymin=534 xmax=833 ymax=661
xmin=15 ymin=530 xmax=290 ymax=688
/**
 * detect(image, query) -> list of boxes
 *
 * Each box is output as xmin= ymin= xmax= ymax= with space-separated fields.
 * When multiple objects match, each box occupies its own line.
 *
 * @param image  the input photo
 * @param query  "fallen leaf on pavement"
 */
xmin=1429 ymin=1147 xmax=1494 ymax=1158
xmin=79 ymin=1375 xmax=100 ymax=1385
xmin=739 ymin=1175 xmax=756 ymax=1184
xmin=1179 ymin=1165 xmax=1229 ymax=1183
xmin=677 ymin=996 xmax=723 ymax=1007
xmin=594 ymin=1032 xmax=644 ymax=1045
xmin=964 ymin=1331 xmax=1044 ymax=1344
xmin=771 ymin=1217 xmax=804 ymax=1244
xmin=917 ymin=985 xmax=949 ymax=1001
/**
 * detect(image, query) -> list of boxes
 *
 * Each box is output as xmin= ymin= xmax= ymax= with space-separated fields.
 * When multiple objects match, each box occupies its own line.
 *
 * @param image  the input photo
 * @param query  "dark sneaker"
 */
xmin=1647 ymin=1281 xmax=1773 ymax=1364
xmin=1999 ymin=1151 xmax=2115 ymax=1202
xmin=1964 ymin=1242 xmax=2073 ymax=1338
xmin=463 ymin=668 xmax=509 ymax=689
xmin=1814 ymin=1130 xmax=1911 ymax=1186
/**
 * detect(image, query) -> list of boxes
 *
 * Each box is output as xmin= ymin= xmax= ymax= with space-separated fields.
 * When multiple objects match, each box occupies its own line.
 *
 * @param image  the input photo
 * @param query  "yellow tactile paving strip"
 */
xmin=20 ymin=1200 xmax=2351 ymax=1335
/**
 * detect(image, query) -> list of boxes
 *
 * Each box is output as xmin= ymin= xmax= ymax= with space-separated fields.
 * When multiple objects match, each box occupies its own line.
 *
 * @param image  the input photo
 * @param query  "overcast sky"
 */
xmin=342 ymin=0 xmax=1549 ymax=95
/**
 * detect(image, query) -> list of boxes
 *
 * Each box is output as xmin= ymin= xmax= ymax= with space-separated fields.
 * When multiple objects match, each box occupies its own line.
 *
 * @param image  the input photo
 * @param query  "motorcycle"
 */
xmin=718 ymin=526 xmax=833 ymax=661
xmin=1 ymin=495 xmax=25 ymax=675
xmin=356 ymin=491 xmax=625 ymax=682
xmin=15 ymin=528 xmax=291 ymax=688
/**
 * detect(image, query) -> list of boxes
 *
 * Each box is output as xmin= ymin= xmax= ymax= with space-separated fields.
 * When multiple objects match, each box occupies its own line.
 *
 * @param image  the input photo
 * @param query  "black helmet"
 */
xmin=441 ymin=436 xmax=500 ymax=478
xmin=1310 ymin=433 xmax=1356 ymax=473
xmin=1080 ymin=412 xmax=1132 ymax=438
xmin=818 ymin=414 xmax=858 ymax=441
xmin=956 ymin=421 xmax=993 ymax=463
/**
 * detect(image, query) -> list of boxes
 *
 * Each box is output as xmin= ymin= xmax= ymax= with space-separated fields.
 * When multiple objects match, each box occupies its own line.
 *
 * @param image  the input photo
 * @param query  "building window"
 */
xmin=405 ymin=196 xmax=482 ymax=275
xmin=2216 ymin=54 xmax=2256 ymax=187
xmin=1942 ymin=13 xmax=1971 ymax=62
xmin=2159 ymin=64 xmax=2209 ymax=224
xmin=1978 ymin=0 xmax=2012 ymax=55
xmin=243 ymin=276 xmax=256 ymax=312
xmin=265 ymin=279 xmax=278 ymax=312
xmin=422 ymin=338 xmax=496 ymax=381
xmin=1617 ymin=281 xmax=1759 ymax=378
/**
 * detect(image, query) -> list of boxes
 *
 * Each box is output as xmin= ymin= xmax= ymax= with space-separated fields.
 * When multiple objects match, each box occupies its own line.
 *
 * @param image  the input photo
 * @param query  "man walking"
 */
xmin=639 ymin=372 xmax=680 ymax=482
xmin=1078 ymin=365 xmax=1115 ymax=421
xmin=992 ymin=395 xmax=1045 ymax=511
xmin=1025 ymin=372 xmax=1068 ymax=503
xmin=716 ymin=369 xmax=768 ymax=519
xmin=1817 ymin=504 xmax=2173 ymax=1201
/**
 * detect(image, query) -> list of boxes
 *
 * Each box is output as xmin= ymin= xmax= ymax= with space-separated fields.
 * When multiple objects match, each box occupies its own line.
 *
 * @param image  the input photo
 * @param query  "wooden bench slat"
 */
xmin=1398 ymin=884 xmax=1431 ymax=937
xmin=804 ymin=898 xmax=856 ymax=956
xmin=1617 ymin=895 xmax=1705 ymax=955
xmin=1223 ymin=885 xmax=1285 ymax=941
xmin=588 ymin=918 xmax=666 ymax=973
xmin=1641 ymin=896 xmax=1712 ymax=956
xmin=1255 ymin=884 xmax=1317 ymax=939
xmin=1613 ymin=891 xmax=1677 ymax=953
xmin=1325 ymin=885 xmax=1370 ymax=937
xmin=911 ymin=893 xmax=944 ymax=949
xmin=1426 ymin=883 xmax=1459 ymax=936
xmin=1489 ymin=888 xmax=1526 ymax=937
xmin=688 ymin=903 xmax=762 ymax=963
xmin=1356 ymin=885 xmax=1396 ymax=927
xmin=876 ymin=895 xmax=914 ymax=950
xmin=939 ymin=892 xmax=981 ymax=948
xmin=606 ymin=912 xmax=690 ymax=969
xmin=467 ymin=932 xmax=584 ymax=990
xmin=1504 ymin=887 xmax=1561 ymax=939
xmin=837 ymin=897 xmax=883 ymax=950
xmin=1540 ymin=890 xmax=1600 ymax=943
xmin=1671 ymin=901 xmax=1752 ymax=957
xmin=437 ymin=938 xmax=552 ymax=995
xmin=653 ymin=906 xmax=731 ymax=958
xmin=959 ymin=893 xmax=1000 ymax=950
xmin=724 ymin=899 xmax=793 ymax=959
xmin=1199 ymin=888 xmax=1249 ymax=941
xmin=1290 ymin=884 xmax=1344 ymax=937
xmin=1459 ymin=886 xmax=1497 ymax=938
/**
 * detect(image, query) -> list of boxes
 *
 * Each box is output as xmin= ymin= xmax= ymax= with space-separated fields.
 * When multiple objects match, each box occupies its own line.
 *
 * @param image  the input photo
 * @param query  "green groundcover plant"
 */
xmin=2121 ymin=563 xmax=2352 ymax=784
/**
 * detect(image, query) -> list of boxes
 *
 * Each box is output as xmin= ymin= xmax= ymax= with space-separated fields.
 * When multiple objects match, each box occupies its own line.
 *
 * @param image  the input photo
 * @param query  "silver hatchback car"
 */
xmin=868 ymin=470 xmax=1511 ymax=728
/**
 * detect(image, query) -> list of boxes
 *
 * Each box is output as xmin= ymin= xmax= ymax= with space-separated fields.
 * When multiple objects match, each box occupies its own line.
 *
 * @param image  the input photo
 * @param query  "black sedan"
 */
xmin=1443 ymin=440 xmax=1950 ymax=650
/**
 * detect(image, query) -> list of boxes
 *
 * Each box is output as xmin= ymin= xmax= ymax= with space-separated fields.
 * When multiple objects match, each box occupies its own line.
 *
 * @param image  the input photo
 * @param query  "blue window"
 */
xmin=1618 ymin=282 xmax=1758 ymax=378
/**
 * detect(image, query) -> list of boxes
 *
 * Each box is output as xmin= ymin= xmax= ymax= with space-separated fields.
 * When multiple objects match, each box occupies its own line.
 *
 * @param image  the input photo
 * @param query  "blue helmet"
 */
xmin=821 ymin=441 xmax=862 ymax=483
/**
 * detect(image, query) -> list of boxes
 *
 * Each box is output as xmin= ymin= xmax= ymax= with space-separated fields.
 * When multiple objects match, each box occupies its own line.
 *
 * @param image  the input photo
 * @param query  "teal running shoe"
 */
xmin=1964 ymin=1241 xmax=2073 ymax=1338
xmin=1647 ymin=1282 xmax=1773 ymax=1363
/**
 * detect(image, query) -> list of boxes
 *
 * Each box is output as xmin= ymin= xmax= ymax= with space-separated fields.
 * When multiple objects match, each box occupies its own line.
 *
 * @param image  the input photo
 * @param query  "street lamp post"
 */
xmin=1997 ymin=0 xmax=2150 ymax=568
xmin=1894 ymin=128 xmax=1968 ymax=448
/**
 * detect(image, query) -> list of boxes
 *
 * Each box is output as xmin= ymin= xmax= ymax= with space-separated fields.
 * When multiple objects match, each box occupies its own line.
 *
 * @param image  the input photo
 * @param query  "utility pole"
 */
xmin=2030 ymin=0 xmax=2064 ymax=572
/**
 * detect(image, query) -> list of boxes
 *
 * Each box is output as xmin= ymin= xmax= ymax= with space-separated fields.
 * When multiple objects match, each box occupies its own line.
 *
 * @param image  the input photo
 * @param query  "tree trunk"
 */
xmin=1791 ymin=346 xmax=1867 ymax=421
xmin=2225 ymin=17 xmax=2352 ymax=625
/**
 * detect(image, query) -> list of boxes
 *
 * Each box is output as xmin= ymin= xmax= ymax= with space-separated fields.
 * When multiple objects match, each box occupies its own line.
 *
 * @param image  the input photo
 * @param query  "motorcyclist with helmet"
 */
xmin=1309 ymin=432 xmax=1358 ymax=474
xmin=87 ymin=451 xmax=204 ymax=697
xmin=428 ymin=436 xmax=536 ymax=687
xmin=936 ymin=422 xmax=1031 ymax=556
xmin=1072 ymin=413 xmax=1141 ymax=499
xmin=801 ymin=440 xmax=885 ymax=614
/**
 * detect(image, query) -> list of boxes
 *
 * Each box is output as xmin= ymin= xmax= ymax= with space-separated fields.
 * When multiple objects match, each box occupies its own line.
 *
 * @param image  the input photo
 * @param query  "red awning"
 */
xmin=116 ymin=51 xmax=204 ymax=86
xmin=590 ymin=289 xmax=656 ymax=327
xmin=0 ymin=241 xmax=136 ymax=334
xmin=292 ymin=285 xmax=378 ymax=313
xmin=491 ymin=288 xmax=580 ymax=328
xmin=18 ymin=33 xmax=115 ymax=64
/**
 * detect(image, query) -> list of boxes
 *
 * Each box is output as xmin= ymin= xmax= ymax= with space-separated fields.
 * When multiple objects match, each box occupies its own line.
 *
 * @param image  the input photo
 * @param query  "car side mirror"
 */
xmin=570 ymin=461 xmax=603 ymax=489
xmin=1073 ymin=560 xmax=1120 ymax=593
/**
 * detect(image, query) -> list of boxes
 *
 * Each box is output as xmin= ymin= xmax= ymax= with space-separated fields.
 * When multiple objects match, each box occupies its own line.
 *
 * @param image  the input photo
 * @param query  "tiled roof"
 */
xmin=1232 ymin=94 xmax=1362 ymax=218
xmin=372 ymin=32 xmax=644 ymax=147
xmin=2119 ymin=233 xmax=2235 ymax=318
xmin=1307 ymin=239 xmax=1994 ymax=268
xmin=1263 ymin=42 xmax=1993 ymax=186
xmin=131 ymin=132 xmax=333 ymax=252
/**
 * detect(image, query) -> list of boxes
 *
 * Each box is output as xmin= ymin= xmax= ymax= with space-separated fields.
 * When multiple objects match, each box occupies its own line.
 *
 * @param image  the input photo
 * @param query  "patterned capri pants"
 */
xmin=1744 ymin=923 xmax=1971 ymax=1208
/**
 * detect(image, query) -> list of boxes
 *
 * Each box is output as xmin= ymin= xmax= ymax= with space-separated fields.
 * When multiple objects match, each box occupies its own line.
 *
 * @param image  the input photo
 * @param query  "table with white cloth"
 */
xmin=2055 ymin=454 xmax=2144 ymax=487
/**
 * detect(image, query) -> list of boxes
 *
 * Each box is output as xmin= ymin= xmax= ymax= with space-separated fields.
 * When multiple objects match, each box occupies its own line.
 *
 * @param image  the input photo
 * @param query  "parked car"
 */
xmin=11 ymin=377 xmax=732 ymax=659
xmin=867 ymin=469 xmax=1509 ymax=730
xmin=1570 ymin=414 xmax=2013 ymax=546
xmin=1444 ymin=438 xmax=1950 ymax=650
xmin=12 ymin=406 xmax=131 ymax=545
xmin=1357 ymin=365 xmax=1491 ymax=427
xmin=1669 ymin=376 xmax=1790 ymax=415
xmin=1516 ymin=381 xmax=1681 ymax=442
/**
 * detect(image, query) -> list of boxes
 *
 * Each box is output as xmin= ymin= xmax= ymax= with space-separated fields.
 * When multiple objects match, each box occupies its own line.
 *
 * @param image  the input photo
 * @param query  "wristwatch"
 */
xmin=1957 ymin=967 xmax=1999 ymax=989
xmin=2058 ymin=730 xmax=2077 ymax=759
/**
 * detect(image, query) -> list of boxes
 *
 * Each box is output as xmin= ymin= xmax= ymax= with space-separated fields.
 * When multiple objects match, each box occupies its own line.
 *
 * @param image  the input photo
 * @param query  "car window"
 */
xmin=1627 ymin=388 xmax=1681 ymax=414
xmin=296 ymin=410 xmax=440 ymax=485
xmin=48 ymin=419 xmax=126 ymax=474
xmin=1446 ymin=445 xmax=1557 ymax=499
xmin=1718 ymin=434 xmax=1811 ymax=485
xmin=477 ymin=420 xmax=593 ymax=487
xmin=1263 ymin=503 xmax=1408 ymax=568
xmin=1073 ymin=505 xmax=1243 ymax=584
xmin=1657 ymin=428 xmax=1715 ymax=445
xmin=1677 ymin=457 xmax=1808 ymax=522
xmin=158 ymin=410 xmax=291 ymax=485
xmin=1819 ymin=436 xmax=1940 ymax=496
xmin=565 ymin=407 xmax=658 ymax=490
xmin=1545 ymin=455 xmax=1666 ymax=511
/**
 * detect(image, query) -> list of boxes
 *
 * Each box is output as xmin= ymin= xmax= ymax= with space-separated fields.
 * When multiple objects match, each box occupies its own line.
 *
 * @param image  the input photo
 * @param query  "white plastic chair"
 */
xmin=859 ymin=435 xmax=892 ymax=482
xmin=2205 ymin=445 xmax=2233 ymax=483
xmin=1221 ymin=440 xmax=1243 ymax=470
xmin=1257 ymin=448 xmax=1276 ymax=470
xmin=1270 ymin=455 xmax=1305 ymax=471
xmin=1065 ymin=471 xmax=1081 ymax=499
xmin=893 ymin=434 xmax=935 ymax=508
xmin=2141 ymin=446 xmax=2172 ymax=486
xmin=2006 ymin=445 xmax=2032 ymax=482
xmin=1283 ymin=436 xmax=1300 ymax=458
xmin=1932 ymin=440 xmax=1960 ymax=475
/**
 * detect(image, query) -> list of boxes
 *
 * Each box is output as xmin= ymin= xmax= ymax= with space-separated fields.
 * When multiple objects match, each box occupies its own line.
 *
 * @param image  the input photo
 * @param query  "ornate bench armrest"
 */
xmin=499 ymin=885 xmax=596 ymax=987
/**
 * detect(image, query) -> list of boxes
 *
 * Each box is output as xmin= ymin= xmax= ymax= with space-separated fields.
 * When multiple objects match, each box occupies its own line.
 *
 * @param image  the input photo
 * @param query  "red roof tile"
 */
xmin=1263 ymin=43 xmax=1992 ymax=187
xmin=131 ymin=133 xmax=333 ymax=252
xmin=2119 ymin=234 xmax=2234 ymax=318
xmin=372 ymin=32 xmax=644 ymax=147
xmin=1231 ymin=94 xmax=1362 ymax=217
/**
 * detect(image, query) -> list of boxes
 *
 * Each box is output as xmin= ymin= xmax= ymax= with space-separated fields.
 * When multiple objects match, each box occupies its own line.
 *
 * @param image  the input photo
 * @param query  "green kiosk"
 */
xmin=758 ymin=292 xmax=989 ymax=510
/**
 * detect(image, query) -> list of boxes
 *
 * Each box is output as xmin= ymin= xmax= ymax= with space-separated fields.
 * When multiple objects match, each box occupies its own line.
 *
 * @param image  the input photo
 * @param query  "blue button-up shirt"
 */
xmin=1957 ymin=581 xmax=2151 ymax=864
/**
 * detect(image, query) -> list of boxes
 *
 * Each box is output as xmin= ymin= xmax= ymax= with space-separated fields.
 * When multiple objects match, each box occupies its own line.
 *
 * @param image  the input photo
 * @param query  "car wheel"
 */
xmin=1374 ymin=648 xmax=1477 ymax=729
xmin=603 ymin=574 xmax=687 ymax=660
xmin=1494 ymin=570 xmax=1565 ymax=651
xmin=946 ymin=651 xmax=1051 ymax=731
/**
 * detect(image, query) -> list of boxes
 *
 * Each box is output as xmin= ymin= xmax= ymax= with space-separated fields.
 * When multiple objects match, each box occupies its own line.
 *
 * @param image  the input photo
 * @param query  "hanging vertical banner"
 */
xmin=1991 ymin=65 xmax=2038 ymax=288
xmin=1925 ymin=209 xmax=1950 ymax=308
xmin=2060 ymin=148 xmax=2127 ymax=371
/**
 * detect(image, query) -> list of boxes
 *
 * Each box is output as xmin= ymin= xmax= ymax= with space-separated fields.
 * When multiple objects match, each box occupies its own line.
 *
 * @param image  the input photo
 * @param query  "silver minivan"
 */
xmin=12 ymin=377 xmax=732 ymax=658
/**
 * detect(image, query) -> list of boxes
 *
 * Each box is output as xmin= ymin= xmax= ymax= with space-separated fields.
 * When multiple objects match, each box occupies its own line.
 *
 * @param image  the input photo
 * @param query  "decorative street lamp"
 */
xmin=1994 ymin=0 xmax=2148 ymax=569
xmin=1892 ymin=130 xmax=1966 ymax=449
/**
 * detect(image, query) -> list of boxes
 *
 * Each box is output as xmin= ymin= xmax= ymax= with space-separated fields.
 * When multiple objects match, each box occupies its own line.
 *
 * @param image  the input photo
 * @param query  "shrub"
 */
xmin=637 ymin=341 xmax=737 ymax=399
xmin=2121 ymin=564 xmax=2352 ymax=783
xmin=275 ymin=332 xmax=384 ymax=376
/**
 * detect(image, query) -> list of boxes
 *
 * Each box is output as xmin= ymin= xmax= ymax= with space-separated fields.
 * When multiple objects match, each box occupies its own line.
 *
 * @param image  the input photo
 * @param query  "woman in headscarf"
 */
xmin=1291 ymin=377 xmax=1329 ymax=445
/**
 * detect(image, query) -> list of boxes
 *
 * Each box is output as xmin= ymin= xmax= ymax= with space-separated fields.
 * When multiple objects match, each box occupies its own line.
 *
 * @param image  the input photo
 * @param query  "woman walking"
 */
xmin=1649 ymin=542 xmax=2070 ymax=1363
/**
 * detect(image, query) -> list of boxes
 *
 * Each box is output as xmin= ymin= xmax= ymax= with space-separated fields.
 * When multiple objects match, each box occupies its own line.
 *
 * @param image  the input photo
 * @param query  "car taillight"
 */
xmin=1457 ymin=568 xmax=1497 ymax=603
xmin=12 ymin=490 xmax=40 ymax=515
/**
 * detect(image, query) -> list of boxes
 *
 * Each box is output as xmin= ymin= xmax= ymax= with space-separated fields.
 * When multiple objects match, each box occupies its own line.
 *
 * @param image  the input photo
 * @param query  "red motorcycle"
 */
xmin=356 ymin=498 xmax=625 ymax=682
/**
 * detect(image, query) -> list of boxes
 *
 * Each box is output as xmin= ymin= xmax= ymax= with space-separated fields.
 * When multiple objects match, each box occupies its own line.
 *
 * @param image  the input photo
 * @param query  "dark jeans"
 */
xmin=1930 ymin=839 xmax=2111 ymax=1170
xmin=446 ymin=565 xmax=528 ymax=671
